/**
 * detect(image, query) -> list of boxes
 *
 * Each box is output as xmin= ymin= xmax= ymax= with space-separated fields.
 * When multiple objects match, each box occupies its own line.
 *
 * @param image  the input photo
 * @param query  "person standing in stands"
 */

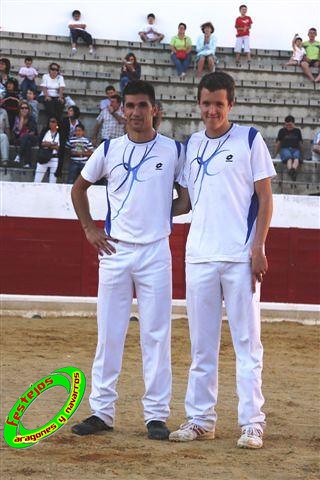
xmin=234 ymin=5 xmax=253 ymax=64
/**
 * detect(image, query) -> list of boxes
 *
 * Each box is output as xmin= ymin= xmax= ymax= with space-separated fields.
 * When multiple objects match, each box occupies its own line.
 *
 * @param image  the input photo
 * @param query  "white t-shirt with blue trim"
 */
xmin=179 ymin=124 xmax=276 ymax=263
xmin=81 ymin=133 xmax=184 ymax=244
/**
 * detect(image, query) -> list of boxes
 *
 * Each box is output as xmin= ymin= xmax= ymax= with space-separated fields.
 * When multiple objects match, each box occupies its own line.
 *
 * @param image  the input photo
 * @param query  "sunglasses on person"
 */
xmin=49 ymin=119 xmax=57 ymax=123
xmin=20 ymin=106 xmax=29 ymax=110
xmin=50 ymin=67 xmax=59 ymax=71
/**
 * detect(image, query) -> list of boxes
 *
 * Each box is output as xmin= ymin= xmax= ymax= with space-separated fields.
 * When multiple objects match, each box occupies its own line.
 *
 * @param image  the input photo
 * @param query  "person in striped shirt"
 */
xmin=66 ymin=123 xmax=94 ymax=184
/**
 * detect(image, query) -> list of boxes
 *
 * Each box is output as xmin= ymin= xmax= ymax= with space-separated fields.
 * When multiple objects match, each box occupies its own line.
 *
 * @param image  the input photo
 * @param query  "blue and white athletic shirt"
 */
xmin=179 ymin=124 xmax=276 ymax=263
xmin=81 ymin=133 xmax=184 ymax=244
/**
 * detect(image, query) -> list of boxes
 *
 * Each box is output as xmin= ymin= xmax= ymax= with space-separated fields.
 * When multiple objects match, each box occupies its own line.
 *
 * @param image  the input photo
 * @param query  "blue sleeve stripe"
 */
xmin=104 ymin=186 xmax=112 ymax=236
xmin=104 ymin=138 xmax=111 ymax=156
xmin=245 ymin=192 xmax=259 ymax=244
xmin=248 ymin=127 xmax=258 ymax=150
xmin=175 ymin=140 xmax=181 ymax=158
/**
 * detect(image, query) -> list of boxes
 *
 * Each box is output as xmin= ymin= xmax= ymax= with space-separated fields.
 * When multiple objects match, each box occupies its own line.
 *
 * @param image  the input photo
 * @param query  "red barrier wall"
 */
xmin=1 ymin=217 xmax=319 ymax=303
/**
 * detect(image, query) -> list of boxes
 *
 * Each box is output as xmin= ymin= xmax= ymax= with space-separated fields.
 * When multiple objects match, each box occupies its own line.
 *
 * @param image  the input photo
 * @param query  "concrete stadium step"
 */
xmin=271 ymin=178 xmax=320 ymax=195
xmin=1 ymin=31 xmax=313 ymax=71
xmin=4 ymin=45 xmax=320 ymax=86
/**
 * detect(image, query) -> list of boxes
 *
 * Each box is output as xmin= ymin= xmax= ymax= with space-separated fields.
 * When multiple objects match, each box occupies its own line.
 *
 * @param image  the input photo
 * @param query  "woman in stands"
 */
xmin=119 ymin=53 xmax=141 ymax=94
xmin=58 ymin=105 xmax=82 ymax=177
xmin=170 ymin=23 xmax=193 ymax=78
xmin=34 ymin=116 xmax=61 ymax=184
xmin=0 ymin=58 xmax=12 ymax=96
xmin=40 ymin=62 xmax=65 ymax=121
xmin=196 ymin=22 xmax=217 ymax=78
xmin=12 ymin=100 xmax=38 ymax=168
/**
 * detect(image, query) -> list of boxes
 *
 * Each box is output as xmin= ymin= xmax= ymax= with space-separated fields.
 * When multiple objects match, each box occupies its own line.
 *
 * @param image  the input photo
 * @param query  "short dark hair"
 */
xmin=178 ymin=22 xmax=187 ymax=30
xmin=197 ymin=72 xmax=235 ymax=104
xmin=105 ymin=85 xmax=115 ymax=93
xmin=110 ymin=94 xmax=122 ymax=104
xmin=68 ymin=105 xmax=80 ymax=118
xmin=0 ymin=58 xmax=11 ymax=73
xmin=25 ymin=56 xmax=33 ymax=62
xmin=49 ymin=62 xmax=60 ymax=72
xmin=147 ymin=13 xmax=155 ymax=19
xmin=72 ymin=10 xmax=81 ymax=16
xmin=75 ymin=123 xmax=85 ymax=131
xmin=6 ymin=78 xmax=19 ymax=90
xmin=239 ymin=4 xmax=247 ymax=10
xmin=201 ymin=22 xmax=214 ymax=34
xmin=309 ymin=27 xmax=317 ymax=34
xmin=285 ymin=115 xmax=295 ymax=123
xmin=123 ymin=80 xmax=155 ymax=105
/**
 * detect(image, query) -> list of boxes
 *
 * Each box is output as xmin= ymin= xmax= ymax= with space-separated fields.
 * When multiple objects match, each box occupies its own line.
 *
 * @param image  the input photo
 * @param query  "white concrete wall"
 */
xmin=1 ymin=0 xmax=319 ymax=51
xmin=2 ymin=181 xmax=320 ymax=228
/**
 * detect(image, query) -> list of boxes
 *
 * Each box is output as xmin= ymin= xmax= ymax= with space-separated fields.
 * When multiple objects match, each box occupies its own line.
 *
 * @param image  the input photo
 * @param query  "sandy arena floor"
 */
xmin=1 ymin=315 xmax=319 ymax=480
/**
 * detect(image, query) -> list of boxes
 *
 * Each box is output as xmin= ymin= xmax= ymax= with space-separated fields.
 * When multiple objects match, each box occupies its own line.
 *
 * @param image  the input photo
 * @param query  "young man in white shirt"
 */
xmin=68 ymin=9 xmax=94 ymax=54
xmin=170 ymin=72 xmax=276 ymax=449
xmin=71 ymin=80 xmax=184 ymax=440
xmin=138 ymin=13 xmax=164 ymax=43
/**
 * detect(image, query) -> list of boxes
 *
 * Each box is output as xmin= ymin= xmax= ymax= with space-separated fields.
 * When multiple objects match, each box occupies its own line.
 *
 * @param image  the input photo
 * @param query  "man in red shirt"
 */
xmin=234 ymin=5 xmax=253 ymax=63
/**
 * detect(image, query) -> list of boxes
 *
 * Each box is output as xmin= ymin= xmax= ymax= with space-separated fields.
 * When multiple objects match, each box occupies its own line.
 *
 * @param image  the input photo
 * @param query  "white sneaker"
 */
xmin=179 ymin=72 xmax=186 ymax=79
xmin=237 ymin=425 xmax=263 ymax=449
xmin=71 ymin=47 xmax=77 ymax=55
xmin=14 ymin=154 xmax=20 ymax=163
xmin=89 ymin=47 xmax=94 ymax=54
xmin=169 ymin=421 xmax=214 ymax=442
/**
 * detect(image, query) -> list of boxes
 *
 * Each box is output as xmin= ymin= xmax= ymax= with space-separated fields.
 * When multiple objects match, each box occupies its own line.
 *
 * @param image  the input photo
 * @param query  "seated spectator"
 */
xmin=196 ymin=22 xmax=217 ymax=78
xmin=12 ymin=100 xmax=38 ymax=168
xmin=99 ymin=85 xmax=116 ymax=111
xmin=138 ymin=13 xmax=164 ymax=43
xmin=170 ymin=23 xmax=192 ymax=79
xmin=153 ymin=100 xmax=164 ymax=131
xmin=26 ymin=89 xmax=39 ymax=123
xmin=18 ymin=56 xmax=38 ymax=98
xmin=66 ymin=123 xmax=94 ymax=184
xmin=120 ymin=53 xmax=141 ymax=94
xmin=59 ymin=105 xmax=82 ymax=169
xmin=0 ymin=58 xmax=12 ymax=97
xmin=285 ymin=34 xmax=306 ymax=66
xmin=312 ymin=130 xmax=320 ymax=161
xmin=234 ymin=4 xmax=253 ymax=63
xmin=92 ymin=94 xmax=125 ymax=145
xmin=301 ymin=28 xmax=320 ymax=82
xmin=0 ymin=106 xmax=10 ymax=166
xmin=1 ymin=78 xmax=20 ymax=131
xmin=40 ymin=63 xmax=65 ymax=121
xmin=275 ymin=115 xmax=303 ymax=181
xmin=34 ymin=117 xmax=60 ymax=183
xmin=68 ymin=10 xmax=94 ymax=55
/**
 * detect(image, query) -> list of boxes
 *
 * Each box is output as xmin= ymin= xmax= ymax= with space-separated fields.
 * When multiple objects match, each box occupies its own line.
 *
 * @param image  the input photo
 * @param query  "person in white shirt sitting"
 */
xmin=138 ymin=13 xmax=164 ymax=43
xmin=68 ymin=10 xmax=94 ymax=55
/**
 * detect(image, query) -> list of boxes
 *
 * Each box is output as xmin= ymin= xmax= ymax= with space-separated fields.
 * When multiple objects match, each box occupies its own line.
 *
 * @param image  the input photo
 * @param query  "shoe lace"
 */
xmin=180 ymin=422 xmax=208 ymax=435
xmin=243 ymin=426 xmax=263 ymax=438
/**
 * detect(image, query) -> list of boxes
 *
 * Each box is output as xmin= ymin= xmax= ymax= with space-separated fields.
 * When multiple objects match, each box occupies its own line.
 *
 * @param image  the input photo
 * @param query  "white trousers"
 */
xmin=89 ymin=237 xmax=172 ymax=426
xmin=235 ymin=35 xmax=250 ymax=53
xmin=185 ymin=261 xmax=265 ymax=431
xmin=34 ymin=158 xmax=58 ymax=183
xmin=0 ymin=133 xmax=9 ymax=161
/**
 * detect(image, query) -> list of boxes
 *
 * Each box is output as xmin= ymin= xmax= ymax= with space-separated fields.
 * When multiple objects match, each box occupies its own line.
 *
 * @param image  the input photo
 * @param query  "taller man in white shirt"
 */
xmin=170 ymin=72 xmax=276 ymax=449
